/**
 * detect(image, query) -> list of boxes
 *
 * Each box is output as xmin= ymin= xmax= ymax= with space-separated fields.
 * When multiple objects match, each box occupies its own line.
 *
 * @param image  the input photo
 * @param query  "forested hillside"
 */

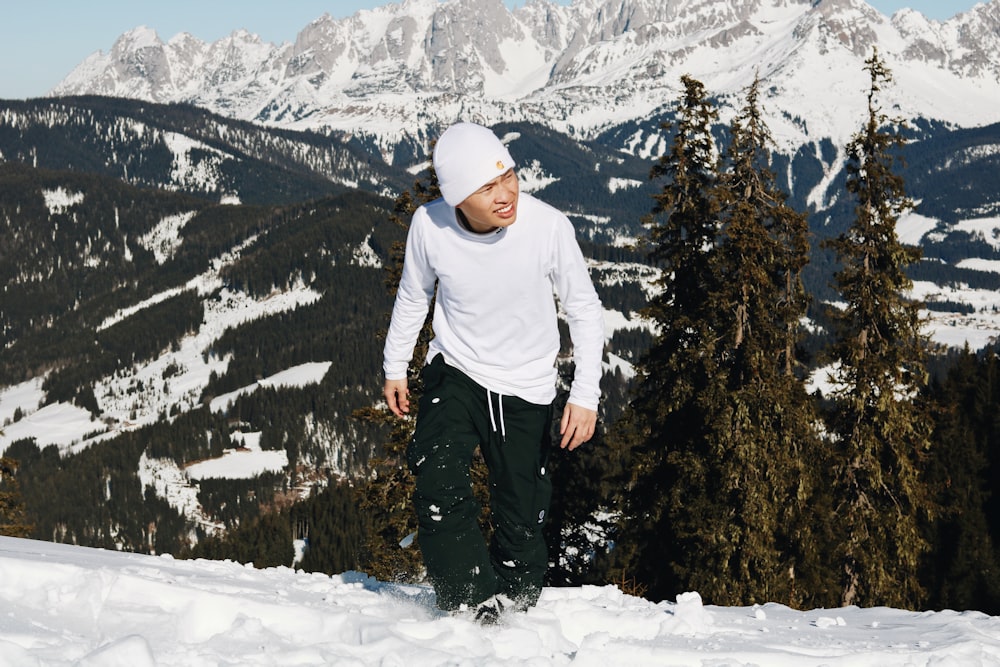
xmin=3 ymin=79 xmax=1000 ymax=616
xmin=0 ymin=161 xmax=408 ymax=556
xmin=0 ymin=97 xmax=409 ymax=204
xmin=0 ymin=147 xmax=637 ymax=584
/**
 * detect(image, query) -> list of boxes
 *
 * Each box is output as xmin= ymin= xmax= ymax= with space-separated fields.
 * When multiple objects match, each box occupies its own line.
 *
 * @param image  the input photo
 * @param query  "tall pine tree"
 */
xmin=823 ymin=48 xmax=934 ymax=609
xmin=617 ymin=75 xmax=726 ymax=601
xmin=691 ymin=74 xmax=831 ymax=607
xmin=355 ymin=168 xmax=441 ymax=582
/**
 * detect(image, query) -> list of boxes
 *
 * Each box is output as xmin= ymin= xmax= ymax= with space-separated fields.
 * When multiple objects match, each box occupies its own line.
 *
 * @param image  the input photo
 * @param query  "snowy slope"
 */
xmin=1 ymin=535 xmax=1000 ymax=666
xmin=50 ymin=0 xmax=1000 ymax=155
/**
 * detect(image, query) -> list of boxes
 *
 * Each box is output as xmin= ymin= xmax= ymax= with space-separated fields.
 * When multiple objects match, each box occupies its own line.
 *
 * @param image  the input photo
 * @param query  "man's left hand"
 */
xmin=559 ymin=402 xmax=597 ymax=451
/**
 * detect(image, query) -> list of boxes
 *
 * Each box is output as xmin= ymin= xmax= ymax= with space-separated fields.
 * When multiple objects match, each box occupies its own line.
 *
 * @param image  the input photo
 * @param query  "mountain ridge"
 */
xmin=48 ymin=0 xmax=1000 ymax=158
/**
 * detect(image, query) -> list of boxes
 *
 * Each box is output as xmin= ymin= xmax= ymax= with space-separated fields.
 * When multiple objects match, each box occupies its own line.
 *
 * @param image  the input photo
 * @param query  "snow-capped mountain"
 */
xmin=51 ymin=0 xmax=1000 ymax=157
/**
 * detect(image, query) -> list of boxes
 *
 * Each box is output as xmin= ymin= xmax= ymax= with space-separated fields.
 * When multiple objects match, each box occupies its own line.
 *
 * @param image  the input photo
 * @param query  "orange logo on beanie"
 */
xmin=496 ymin=160 xmax=504 ymax=170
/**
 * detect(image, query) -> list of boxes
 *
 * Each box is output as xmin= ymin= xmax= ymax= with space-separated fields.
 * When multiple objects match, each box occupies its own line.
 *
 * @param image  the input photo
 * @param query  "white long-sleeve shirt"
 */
xmin=382 ymin=193 xmax=604 ymax=410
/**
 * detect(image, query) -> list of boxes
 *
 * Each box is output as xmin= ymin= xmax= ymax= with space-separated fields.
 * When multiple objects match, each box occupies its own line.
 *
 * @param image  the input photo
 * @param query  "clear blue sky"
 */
xmin=0 ymin=1 xmax=983 ymax=100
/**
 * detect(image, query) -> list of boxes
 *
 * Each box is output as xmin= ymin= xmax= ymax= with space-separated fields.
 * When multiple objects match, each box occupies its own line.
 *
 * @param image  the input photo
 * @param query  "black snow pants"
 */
xmin=407 ymin=355 xmax=553 ymax=611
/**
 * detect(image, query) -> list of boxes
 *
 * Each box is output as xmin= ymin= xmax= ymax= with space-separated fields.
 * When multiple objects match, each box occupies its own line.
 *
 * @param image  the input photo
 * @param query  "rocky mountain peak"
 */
xmin=49 ymin=0 xmax=1000 ymax=153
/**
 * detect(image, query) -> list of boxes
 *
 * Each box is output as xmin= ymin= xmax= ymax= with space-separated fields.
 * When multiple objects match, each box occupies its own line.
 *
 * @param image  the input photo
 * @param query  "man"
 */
xmin=382 ymin=121 xmax=604 ymax=623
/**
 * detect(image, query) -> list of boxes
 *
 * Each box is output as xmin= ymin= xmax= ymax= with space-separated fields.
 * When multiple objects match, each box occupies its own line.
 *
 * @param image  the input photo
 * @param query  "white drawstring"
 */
xmin=486 ymin=389 xmax=506 ymax=440
xmin=487 ymin=389 xmax=496 ymax=432
xmin=499 ymin=393 xmax=506 ymax=438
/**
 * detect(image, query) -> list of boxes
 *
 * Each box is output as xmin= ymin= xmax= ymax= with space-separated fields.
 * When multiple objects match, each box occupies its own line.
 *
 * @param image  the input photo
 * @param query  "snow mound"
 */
xmin=1 ymin=536 xmax=1000 ymax=665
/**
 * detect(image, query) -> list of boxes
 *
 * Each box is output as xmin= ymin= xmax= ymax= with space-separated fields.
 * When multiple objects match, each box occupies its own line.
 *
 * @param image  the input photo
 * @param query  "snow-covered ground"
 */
xmin=0 ymin=361 xmax=331 ymax=455
xmin=0 ymin=535 xmax=998 ymax=666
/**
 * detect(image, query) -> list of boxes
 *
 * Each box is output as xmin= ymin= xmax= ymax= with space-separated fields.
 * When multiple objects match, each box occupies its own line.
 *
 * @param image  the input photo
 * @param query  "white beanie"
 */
xmin=433 ymin=122 xmax=516 ymax=207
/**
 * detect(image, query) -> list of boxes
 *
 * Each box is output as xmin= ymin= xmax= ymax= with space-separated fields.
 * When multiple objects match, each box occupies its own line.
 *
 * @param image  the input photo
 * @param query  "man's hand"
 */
xmin=560 ymin=402 xmax=597 ymax=451
xmin=384 ymin=378 xmax=410 ymax=418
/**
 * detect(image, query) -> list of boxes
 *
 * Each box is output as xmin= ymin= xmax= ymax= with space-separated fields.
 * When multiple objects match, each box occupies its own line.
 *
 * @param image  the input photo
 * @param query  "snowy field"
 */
xmin=0 ymin=536 xmax=998 ymax=666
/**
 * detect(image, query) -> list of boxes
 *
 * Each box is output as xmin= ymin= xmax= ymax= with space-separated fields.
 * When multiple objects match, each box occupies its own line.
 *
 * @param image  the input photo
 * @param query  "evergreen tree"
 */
xmin=618 ymin=74 xmax=837 ymax=608
xmin=617 ymin=75 xmax=726 ymax=601
xmin=0 ymin=456 xmax=33 ymax=538
xmin=295 ymin=480 xmax=369 ymax=575
xmin=543 ymin=384 xmax=621 ymax=588
xmin=823 ymin=49 xmax=934 ymax=609
xmin=355 ymin=166 xmax=442 ymax=582
xmin=688 ymin=74 xmax=831 ymax=607
xmin=923 ymin=346 xmax=1000 ymax=613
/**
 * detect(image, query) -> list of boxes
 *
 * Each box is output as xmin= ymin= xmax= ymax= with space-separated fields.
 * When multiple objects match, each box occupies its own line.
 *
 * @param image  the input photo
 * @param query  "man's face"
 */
xmin=456 ymin=169 xmax=519 ymax=233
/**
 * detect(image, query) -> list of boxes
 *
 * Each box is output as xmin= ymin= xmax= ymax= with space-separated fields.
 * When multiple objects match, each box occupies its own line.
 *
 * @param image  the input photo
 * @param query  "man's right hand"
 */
xmin=384 ymin=378 xmax=410 ymax=418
